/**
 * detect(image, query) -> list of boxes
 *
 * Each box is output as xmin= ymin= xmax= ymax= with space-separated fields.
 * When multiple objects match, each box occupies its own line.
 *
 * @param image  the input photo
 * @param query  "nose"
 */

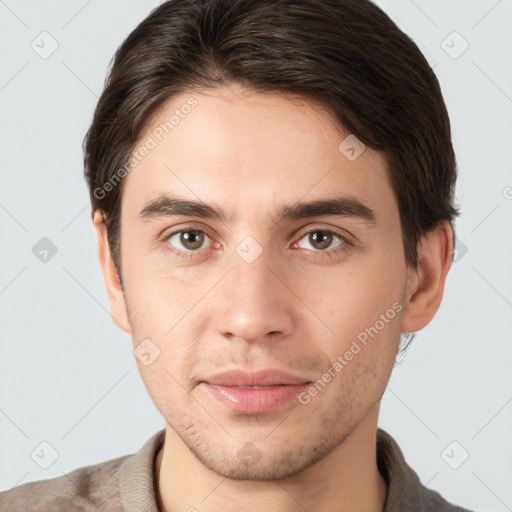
xmin=212 ymin=245 xmax=295 ymax=344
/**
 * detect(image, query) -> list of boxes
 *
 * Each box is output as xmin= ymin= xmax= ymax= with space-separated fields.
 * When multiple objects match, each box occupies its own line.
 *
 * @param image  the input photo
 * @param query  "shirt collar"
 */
xmin=119 ymin=428 xmax=165 ymax=511
xmin=377 ymin=427 xmax=427 ymax=511
xmin=118 ymin=427 xmax=430 ymax=511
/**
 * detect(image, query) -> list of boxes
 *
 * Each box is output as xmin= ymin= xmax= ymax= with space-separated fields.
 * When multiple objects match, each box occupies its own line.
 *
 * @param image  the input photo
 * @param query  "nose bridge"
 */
xmin=213 ymin=237 xmax=294 ymax=342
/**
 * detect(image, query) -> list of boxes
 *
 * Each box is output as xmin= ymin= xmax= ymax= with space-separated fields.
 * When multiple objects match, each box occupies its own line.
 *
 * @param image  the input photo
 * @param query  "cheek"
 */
xmin=122 ymin=271 xmax=204 ymax=397
xmin=130 ymin=309 xmax=201 ymax=412
xmin=294 ymin=249 xmax=406 ymax=375
xmin=135 ymin=355 xmax=193 ymax=424
xmin=295 ymin=247 xmax=405 ymax=325
xmin=122 ymin=243 xmax=209 ymax=338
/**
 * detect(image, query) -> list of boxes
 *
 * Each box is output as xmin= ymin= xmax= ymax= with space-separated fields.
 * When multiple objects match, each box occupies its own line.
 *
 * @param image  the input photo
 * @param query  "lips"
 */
xmin=199 ymin=369 xmax=312 ymax=414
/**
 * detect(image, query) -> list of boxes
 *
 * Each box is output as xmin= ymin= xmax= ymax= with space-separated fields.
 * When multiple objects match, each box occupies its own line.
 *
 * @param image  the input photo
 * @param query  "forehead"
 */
xmin=121 ymin=84 xmax=395 ymax=221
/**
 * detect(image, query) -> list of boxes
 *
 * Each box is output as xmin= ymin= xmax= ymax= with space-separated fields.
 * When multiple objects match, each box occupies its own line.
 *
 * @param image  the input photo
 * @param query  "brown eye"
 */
xmin=167 ymin=230 xmax=211 ymax=252
xmin=310 ymin=231 xmax=332 ymax=250
xmin=297 ymin=230 xmax=345 ymax=252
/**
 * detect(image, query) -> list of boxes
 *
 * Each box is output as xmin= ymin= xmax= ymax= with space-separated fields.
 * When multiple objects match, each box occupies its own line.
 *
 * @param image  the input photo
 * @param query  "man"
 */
xmin=0 ymin=0 xmax=474 ymax=510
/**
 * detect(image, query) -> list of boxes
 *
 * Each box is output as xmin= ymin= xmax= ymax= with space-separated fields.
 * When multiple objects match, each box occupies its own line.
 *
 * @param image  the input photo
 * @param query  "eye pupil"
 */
xmin=181 ymin=231 xmax=204 ymax=250
xmin=310 ymin=231 xmax=332 ymax=250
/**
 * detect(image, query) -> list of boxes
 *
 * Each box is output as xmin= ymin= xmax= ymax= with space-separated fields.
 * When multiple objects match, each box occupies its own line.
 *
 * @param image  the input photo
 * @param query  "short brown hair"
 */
xmin=84 ymin=0 xmax=459 ymax=276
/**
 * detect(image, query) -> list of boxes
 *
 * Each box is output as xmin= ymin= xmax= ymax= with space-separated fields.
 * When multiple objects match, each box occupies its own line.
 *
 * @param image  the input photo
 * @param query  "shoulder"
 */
xmin=0 ymin=429 xmax=165 ymax=512
xmin=377 ymin=428 xmax=475 ymax=512
xmin=421 ymin=489 xmax=475 ymax=512
xmin=0 ymin=453 xmax=129 ymax=512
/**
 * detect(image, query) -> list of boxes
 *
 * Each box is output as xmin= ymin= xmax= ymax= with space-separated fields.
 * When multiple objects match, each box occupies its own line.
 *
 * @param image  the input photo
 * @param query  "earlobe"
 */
xmin=92 ymin=210 xmax=132 ymax=333
xmin=400 ymin=221 xmax=454 ymax=333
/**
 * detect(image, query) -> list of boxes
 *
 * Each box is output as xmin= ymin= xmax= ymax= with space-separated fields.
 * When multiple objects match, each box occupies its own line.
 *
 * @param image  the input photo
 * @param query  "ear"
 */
xmin=401 ymin=220 xmax=453 ymax=333
xmin=92 ymin=210 xmax=131 ymax=333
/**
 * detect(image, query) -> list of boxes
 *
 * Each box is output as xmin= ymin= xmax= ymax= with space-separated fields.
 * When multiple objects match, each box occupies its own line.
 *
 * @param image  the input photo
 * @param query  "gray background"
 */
xmin=1 ymin=1 xmax=511 ymax=510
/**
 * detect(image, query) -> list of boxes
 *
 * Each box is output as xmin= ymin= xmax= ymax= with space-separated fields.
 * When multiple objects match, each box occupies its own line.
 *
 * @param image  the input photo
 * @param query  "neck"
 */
xmin=155 ymin=406 xmax=387 ymax=512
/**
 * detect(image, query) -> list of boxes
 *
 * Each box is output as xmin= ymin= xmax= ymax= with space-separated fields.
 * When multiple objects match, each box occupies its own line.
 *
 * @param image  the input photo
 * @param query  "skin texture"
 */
xmin=93 ymin=83 xmax=453 ymax=512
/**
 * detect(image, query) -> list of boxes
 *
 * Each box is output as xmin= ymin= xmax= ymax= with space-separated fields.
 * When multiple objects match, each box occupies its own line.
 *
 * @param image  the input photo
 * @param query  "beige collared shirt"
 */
xmin=0 ymin=428 xmax=474 ymax=511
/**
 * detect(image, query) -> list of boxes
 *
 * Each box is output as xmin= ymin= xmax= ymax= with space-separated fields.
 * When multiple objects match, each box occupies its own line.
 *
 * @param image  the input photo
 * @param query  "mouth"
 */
xmin=199 ymin=369 xmax=312 ymax=414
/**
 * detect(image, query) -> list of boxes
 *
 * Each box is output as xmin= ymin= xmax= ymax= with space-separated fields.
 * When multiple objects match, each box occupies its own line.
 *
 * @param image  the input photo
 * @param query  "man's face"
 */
xmin=115 ymin=84 xmax=411 ymax=479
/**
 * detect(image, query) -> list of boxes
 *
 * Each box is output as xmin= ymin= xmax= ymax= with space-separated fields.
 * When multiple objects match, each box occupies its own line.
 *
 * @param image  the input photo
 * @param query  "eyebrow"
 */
xmin=139 ymin=193 xmax=377 ymax=226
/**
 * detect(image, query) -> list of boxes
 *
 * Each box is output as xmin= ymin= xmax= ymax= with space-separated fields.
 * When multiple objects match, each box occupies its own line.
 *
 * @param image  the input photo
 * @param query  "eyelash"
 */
xmin=162 ymin=226 xmax=352 ymax=261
